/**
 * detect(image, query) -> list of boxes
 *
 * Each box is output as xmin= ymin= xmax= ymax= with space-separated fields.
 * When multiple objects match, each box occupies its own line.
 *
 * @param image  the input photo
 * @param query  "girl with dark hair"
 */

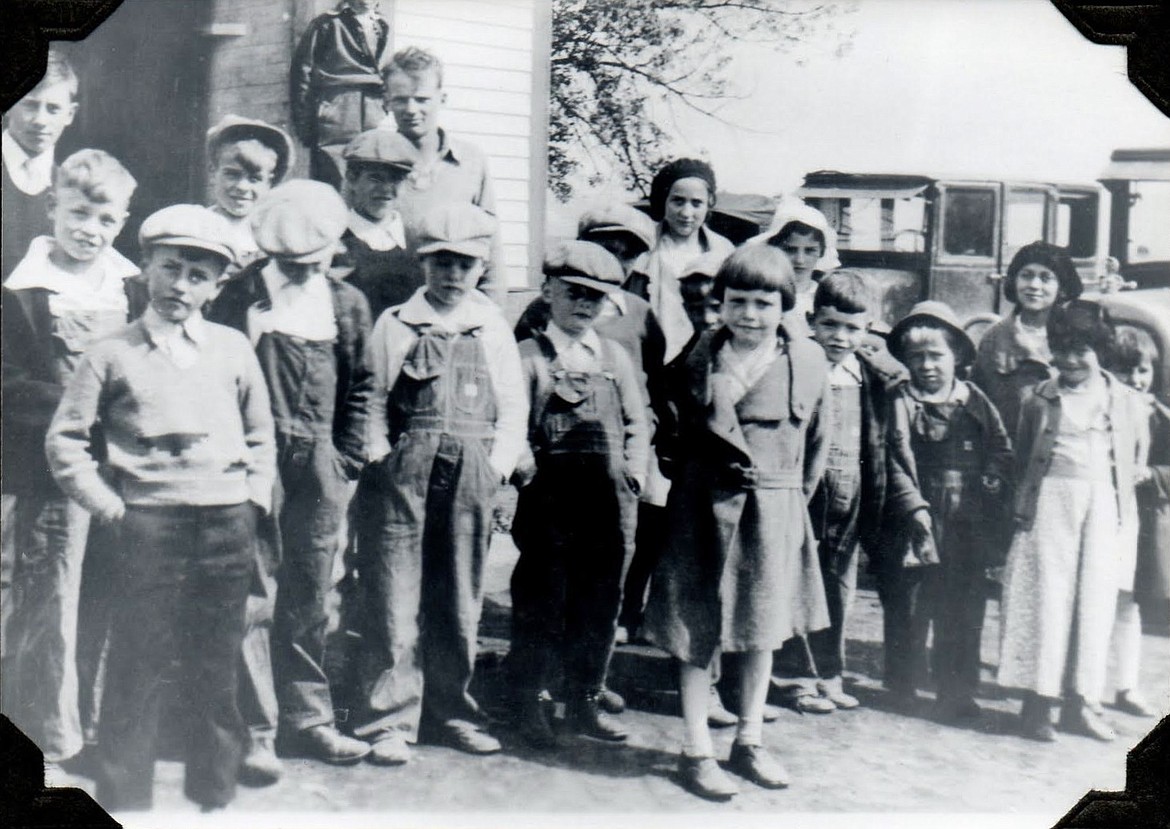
xmin=629 ymin=158 xmax=734 ymax=364
xmin=998 ymin=300 xmax=1148 ymax=743
xmin=972 ymin=240 xmax=1083 ymax=433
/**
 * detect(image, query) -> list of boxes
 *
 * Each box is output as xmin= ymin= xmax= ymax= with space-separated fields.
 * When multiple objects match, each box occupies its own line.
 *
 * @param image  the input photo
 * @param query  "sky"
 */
xmin=551 ymin=0 xmax=1170 ymax=225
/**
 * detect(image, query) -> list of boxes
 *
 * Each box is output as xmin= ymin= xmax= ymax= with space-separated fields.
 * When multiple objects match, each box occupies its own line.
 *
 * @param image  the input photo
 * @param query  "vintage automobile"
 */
xmin=1100 ymin=147 xmax=1170 ymax=290
xmin=796 ymin=171 xmax=1110 ymax=334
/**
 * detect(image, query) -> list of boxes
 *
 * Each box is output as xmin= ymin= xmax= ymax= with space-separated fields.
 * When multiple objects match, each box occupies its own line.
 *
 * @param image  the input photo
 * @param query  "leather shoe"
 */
xmin=567 ymin=691 xmax=628 ymax=741
xmin=1019 ymin=695 xmax=1056 ymax=742
xmin=516 ymin=691 xmax=558 ymax=750
xmin=239 ymin=735 xmax=283 ymax=785
xmin=597 ymin=686 xmax=626 ymax=714
xmin=727 ymin=742 xmax=789 ymax=789
xmin=818 ymin=676 xmax=860 ymax=710
xmin=789 ymin=689 xmax=835 ymax=714
xmin=1114 ymin=690 xmax=1156 ymax=717
xmin=428 ymin=720 xmax=502 ymax=755
xmin=935 ymin=695 xmax=983 ymax=724
xmin=368 ymin=734 xmax=412 ymax=765
xmin=708 ymin=686 xmax=738 ymax=728
xmin=678 ymin=755 xmax=738 ymax=801
xmin=1059 ymin=702 xmax=1116 ymax=742
xmin=280 ymin=724 xmax=371 ymax=765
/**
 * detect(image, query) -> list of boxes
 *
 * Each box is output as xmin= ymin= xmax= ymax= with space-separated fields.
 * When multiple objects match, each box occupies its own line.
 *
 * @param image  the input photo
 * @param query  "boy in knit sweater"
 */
xmin=46 ymin=205 xmax=276 ymax=812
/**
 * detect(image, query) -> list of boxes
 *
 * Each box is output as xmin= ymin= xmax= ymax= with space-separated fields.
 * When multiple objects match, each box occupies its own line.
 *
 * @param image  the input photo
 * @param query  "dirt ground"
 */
xmin=45 ymin=532 xmax=1169 ymax=828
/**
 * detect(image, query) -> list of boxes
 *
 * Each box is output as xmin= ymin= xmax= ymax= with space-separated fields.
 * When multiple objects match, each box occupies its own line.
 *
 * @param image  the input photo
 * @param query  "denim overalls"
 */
xmin=254 ymin=328 xmax=351 ymax=734
xmin=353 ymin=319 xmax=499 ymax=742
xmin=509 ymin=334 xmax=638 ymax=698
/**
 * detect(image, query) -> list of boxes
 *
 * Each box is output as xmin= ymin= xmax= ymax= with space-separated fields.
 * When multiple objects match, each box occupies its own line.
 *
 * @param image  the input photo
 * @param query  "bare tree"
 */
xmin=549 ymin=0 xmax=857 ymax=200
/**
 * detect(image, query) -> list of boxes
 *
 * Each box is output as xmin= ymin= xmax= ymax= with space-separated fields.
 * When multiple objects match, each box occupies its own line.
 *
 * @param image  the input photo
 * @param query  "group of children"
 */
xmin=1 ymin=44 xmax=1166 ymax=814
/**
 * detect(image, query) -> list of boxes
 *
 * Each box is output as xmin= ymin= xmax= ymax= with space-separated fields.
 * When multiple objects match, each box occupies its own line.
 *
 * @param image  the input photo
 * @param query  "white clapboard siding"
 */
xmin=394 ymin=0 xmax=540 ymax=287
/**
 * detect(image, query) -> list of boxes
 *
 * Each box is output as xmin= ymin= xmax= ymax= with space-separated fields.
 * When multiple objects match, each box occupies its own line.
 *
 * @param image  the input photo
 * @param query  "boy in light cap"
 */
xmin=351 ymin=202 xmax=526 ymax=764
xmin=508 ymin=240 xmax=648 ymax=748
xmin=45 ymin=204 xmax=276 ymax=811
xmin=206 ymin=114 xmax=295 ymax=271
xmin=340 ymin=128 xmax=419 ymax=319
xmin=207 ymin=179 xmax=374 ymax=768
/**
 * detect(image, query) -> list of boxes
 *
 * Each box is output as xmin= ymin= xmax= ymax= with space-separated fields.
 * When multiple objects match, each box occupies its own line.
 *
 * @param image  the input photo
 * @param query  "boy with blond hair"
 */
xmin=1 ymin=149 xmax=140 ymax=766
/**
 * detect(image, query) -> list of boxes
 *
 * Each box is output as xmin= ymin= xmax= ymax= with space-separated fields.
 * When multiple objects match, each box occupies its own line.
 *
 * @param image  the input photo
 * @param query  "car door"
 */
xmin=929 ymin=181 xmax=1003 ymax=319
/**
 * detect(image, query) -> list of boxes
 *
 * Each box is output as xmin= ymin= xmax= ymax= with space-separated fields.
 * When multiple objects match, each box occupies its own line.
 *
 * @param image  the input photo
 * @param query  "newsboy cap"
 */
xmin=577 ymin=203 xmax=657 ymax=254
xmin=543 ymin=240 xmax=624 ymax=295
xmin=250 ymin=180 xmax=349 ymax=262
xmin=206 ymin=114 xmax=295 ymax=183
xmin=139 ymin=204 xmax=237 ymax=265
xmin=416 ymin=203 xmax=497 ymax=260
xmin=342 ymin=129 xmax=418 ymax=171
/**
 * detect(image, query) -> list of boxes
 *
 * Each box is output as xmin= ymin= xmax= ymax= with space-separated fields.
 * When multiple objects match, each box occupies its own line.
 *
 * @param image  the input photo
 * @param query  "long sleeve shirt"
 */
xmin=45 ymin=309 xmax=276 ymax=520
xmin=365 ymin=286 xmax=527 ymax=479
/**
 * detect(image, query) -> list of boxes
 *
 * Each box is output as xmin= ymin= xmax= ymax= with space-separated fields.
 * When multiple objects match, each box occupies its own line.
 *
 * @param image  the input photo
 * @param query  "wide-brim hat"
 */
xmin=577 ymin=203 xmax=657 ymax=254
xmin=543 ymin=239 xmax=623 ymax=296
xmin=139 ymin=204 xmax=237 ymax=266
xmin=747 ymin=196 xmax=842 ymax=271
xmin=888 ymin=300 xmax=977 ymax=367
xmin=416 ymin=203 xmax=496 ymax=260
xmin=251 ymin=180 xmax=349 ymax=262
xmin=206 ymin=115 xmax=295 ymax=183
xmin=342 ymin=129 xmax=418 ymax=172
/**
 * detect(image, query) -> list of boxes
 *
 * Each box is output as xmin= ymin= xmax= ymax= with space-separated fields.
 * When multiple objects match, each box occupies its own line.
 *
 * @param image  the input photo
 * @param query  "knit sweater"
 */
xmin=45 ymin=316 xmax=276 ymax=520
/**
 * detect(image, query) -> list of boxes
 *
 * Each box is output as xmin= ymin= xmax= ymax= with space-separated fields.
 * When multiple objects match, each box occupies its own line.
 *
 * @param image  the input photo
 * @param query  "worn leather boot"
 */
xmin=516 ymin=690 xmax=558 ymax=749
xmin=567 ymin=689 xmax=628 ymax=742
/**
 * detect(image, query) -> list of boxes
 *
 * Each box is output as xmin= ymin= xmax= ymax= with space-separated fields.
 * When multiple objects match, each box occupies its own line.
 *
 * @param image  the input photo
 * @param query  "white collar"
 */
xmin=348 ymin=208 xmax=406 ymax=251
xmin=141 ymin=304 xmax=207 ymax=345
xmin=829 ymin=352 xmax=863 ymax=383
xmin=5 ymin=236 xmax=139 ymax=293
xmin=2 ymin=130 xmax=54 ymax=195
xmin=908 ymin=379 xmax=969 ymax=406
xmin=545 ymin=320 xmax=602 ymax=358
xmin=395 ymin=285 xmax=498 ymax=333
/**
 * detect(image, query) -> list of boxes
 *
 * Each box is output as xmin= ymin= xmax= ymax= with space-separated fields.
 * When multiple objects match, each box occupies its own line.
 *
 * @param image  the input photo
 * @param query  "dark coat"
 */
xmin=641 ymin=325 xmax=831 ymax=666
xmin=205 ymin=260 xmax=373 ymax=476
xmin=1 ymin=279 xmax=148 ymax=495
xmin=1136 ymin=397 xmax=1170 ymax=609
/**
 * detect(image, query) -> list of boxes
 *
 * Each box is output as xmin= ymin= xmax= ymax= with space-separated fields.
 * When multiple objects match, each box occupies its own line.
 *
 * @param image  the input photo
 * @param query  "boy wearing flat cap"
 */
xmin=206 ymin=114 xmax=295 ymax=272
xmin=508 ymin=240 xmax=649 ymax=748
xmin=341 ymin=128 xmax=420 ymax=320
xmin=207 ymin=180 xmax=374 ymax=767
xmin=351 ymin=202 xmax=526 ymax=765
xmin=45 ymin=205 xmax=276 ymax=811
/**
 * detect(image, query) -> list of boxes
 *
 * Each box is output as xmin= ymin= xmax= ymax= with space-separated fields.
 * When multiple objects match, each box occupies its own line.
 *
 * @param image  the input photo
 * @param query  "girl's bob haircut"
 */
xmin=1005 ymin=240 xmax=1083 ymax=305
xmin=713 ymin=244 xmax=796 ymax=312
xmin=1046 ymin=299 xmax=1115 ymax=358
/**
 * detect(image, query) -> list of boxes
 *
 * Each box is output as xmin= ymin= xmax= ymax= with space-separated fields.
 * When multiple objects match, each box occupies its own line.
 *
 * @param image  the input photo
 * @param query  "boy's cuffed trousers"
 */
xmin=2 ymin=494 xmax=90 ymax=762
xmin=352 ymin=433 xmax=497 ymax=742
xmin=95 ymin=503 xmax=254 ymax=812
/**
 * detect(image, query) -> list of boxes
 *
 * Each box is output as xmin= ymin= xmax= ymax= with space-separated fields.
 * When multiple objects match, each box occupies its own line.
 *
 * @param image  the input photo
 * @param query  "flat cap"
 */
xmin=543 ymin=240 xmax=624 ymax=295
xmin=250 ymin=180 xmax=349 ymax=262
xmin=577 ymin=203 xmax=657 ymax=253
xmin=416 ymin=203 xmax=496 ymax=260
xmin=343 ymin=129 xmax=417 ymax=170
xmin=206 ymin=115 xmax=295 ymax=183
xmin=139 ymin=204 xmax=237 ymax=265
xmin=679 ymin=251 xmax=728 ymax=282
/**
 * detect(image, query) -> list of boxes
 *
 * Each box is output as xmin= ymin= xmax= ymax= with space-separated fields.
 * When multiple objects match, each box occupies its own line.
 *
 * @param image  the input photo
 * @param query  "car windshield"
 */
xmin=1128 ymin=181 xmax=1170 ymax=263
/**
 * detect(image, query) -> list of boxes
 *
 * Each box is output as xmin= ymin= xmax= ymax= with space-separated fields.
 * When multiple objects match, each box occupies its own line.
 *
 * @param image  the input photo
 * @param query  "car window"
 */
xmin=942 ymin=188 xmax=995 ymax=257
xmin=1003 ymin=189 xmax=1048 ymax=258
xmin=814 ymin=196 xmax=927 ymax=252
xmin=1055 ymin=191 xmax=1099 ymax=258
xmin=1128 ymin=181 xmax=1170 ymax=264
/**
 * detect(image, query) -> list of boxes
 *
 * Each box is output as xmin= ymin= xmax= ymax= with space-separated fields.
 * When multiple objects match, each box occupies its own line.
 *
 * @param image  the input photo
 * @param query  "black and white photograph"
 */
xmin=2 ymin=1 xmax=1168 ymax=827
